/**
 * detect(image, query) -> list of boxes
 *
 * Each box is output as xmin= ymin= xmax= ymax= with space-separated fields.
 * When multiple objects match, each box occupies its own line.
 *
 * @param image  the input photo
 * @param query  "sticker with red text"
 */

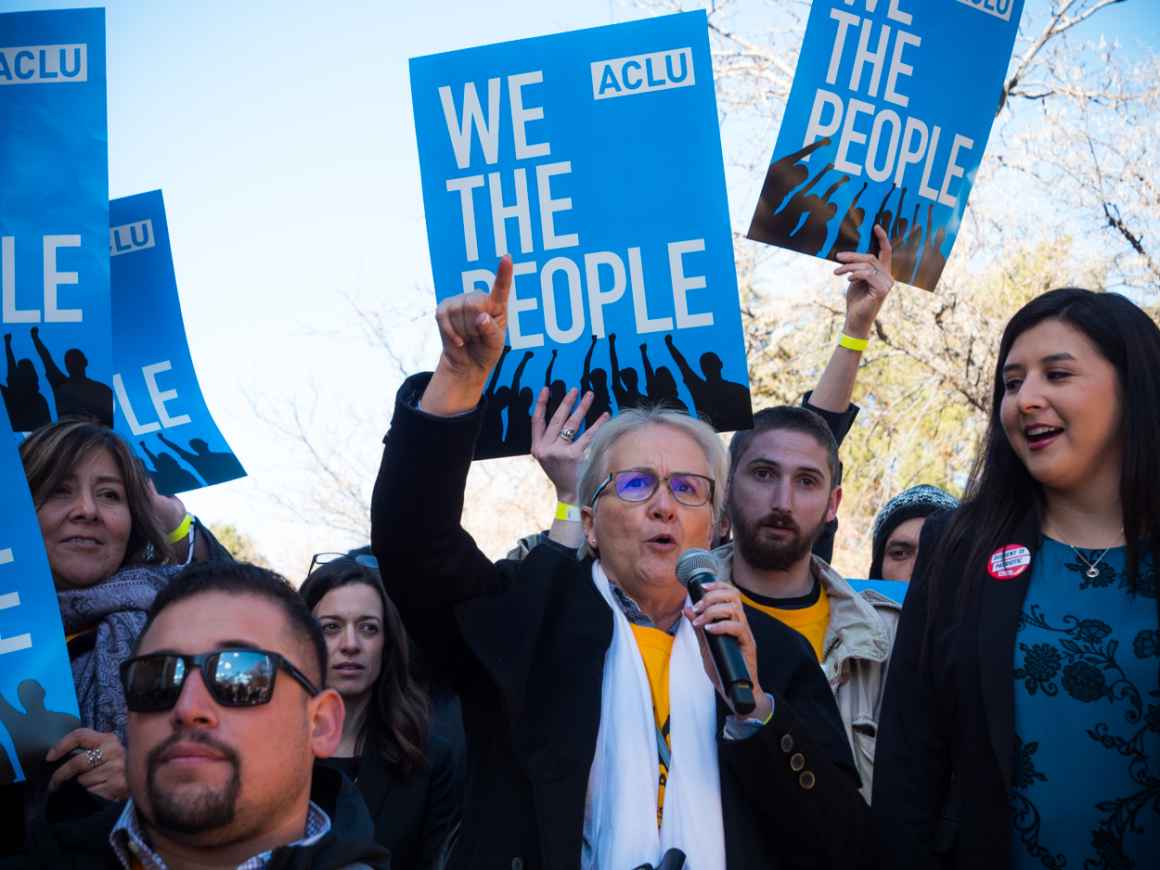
xmin=988 ymin=545 xmax=1031 ymax=580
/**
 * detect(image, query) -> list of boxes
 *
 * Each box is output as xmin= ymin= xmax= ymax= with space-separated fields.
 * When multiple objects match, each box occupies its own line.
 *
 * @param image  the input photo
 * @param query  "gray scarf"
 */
xmin=56 ymin=564 xmax=181 ymax=740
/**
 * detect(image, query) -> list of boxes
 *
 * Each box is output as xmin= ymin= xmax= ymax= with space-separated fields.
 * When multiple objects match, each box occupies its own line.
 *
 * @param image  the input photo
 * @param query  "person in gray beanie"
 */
xmin=868 ymin=484 xmax=959 ymax=581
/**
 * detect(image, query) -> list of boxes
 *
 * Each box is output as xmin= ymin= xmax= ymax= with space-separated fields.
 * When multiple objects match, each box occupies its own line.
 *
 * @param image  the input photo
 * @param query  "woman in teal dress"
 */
xmin=874 ymin=287 xmax=1159 ymax=869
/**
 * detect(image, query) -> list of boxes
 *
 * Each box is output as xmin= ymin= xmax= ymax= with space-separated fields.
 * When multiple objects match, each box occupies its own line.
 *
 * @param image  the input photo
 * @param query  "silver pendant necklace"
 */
xmin=1057 ymin=528 xmax=1124 ymax=578
xmin=1071 ymin=546 xmax=1112 ymax=579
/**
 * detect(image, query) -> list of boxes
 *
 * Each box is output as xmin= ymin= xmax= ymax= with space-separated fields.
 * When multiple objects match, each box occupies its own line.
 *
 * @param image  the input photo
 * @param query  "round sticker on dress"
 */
xmin=988 ymin=545 xmax=1031 ymax=580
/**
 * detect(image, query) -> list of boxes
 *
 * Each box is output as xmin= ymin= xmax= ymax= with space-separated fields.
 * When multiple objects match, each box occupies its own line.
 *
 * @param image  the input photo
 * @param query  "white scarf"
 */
xmin=582 ymin=561 xmax=726 ymax=870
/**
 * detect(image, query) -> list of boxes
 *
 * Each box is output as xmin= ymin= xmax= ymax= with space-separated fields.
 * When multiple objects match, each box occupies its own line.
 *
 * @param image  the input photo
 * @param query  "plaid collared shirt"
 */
xmin=610 ymin=582 xmax=681 ymax=635
xmin=108 ymin=799 xmax=331 ymax=869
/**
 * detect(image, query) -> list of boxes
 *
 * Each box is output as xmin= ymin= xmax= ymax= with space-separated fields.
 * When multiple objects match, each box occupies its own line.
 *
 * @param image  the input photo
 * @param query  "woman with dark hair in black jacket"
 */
xmin=874 ymin=288 xmax=1160 ymax=868
xmin=300 ymin=556 xmax=463 ymax=869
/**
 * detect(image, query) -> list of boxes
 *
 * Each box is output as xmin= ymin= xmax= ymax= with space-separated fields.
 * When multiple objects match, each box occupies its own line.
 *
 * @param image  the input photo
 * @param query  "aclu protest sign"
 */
xmin=412 ymin=11 xmax=752 ymax=458
xmin=747 ymin=0 xmax=1023 ymax=290
xmin=112 ymin=191 xmax=246 ymax=495
xmin=0 ymin=401 xmax=82 ymax=785
xmin=0 ymin=8 xmax=113 ymax=430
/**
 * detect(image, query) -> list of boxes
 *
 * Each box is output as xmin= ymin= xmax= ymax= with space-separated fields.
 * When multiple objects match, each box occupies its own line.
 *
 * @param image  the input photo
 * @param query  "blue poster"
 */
xmin=0 ymin=401 xmax=81 ymax=785
xmin=0 ymin=8 xmax=112 ymax=430
xmin=412 ymin=11 xmax=752 ymax=459
xmin=848 ymin=577 xmax=908 ymax=604
xmin=112 ymin=191 xmax=245 ymax=495
xmin=748 ymin=0 xmax=1023 ymax=290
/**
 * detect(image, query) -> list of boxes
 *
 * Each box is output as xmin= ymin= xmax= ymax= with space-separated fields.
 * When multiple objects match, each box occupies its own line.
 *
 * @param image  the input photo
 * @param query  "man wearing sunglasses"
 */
xmin=14 ymin=561 xmax=390 ymax=870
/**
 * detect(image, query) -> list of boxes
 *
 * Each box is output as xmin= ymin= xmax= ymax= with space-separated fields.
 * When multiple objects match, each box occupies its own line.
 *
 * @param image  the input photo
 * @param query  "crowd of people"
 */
xmin=1 ymin=226 xmax=1156 ymax=868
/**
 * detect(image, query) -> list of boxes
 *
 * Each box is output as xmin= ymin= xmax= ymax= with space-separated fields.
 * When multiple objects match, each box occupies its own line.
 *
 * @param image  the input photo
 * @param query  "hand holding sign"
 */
xmin=45 ymin=727 xmax=127 ymax=802
xmin=422 ymin=256 xmax=513 ymax=416
xmin=834 ymin=224 xmax=894 ymax=338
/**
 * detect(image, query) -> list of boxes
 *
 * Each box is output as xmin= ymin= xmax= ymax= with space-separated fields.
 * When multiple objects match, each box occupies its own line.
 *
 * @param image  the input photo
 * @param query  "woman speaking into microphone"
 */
xmin=370 ymin=257 xmax=873 ymax=870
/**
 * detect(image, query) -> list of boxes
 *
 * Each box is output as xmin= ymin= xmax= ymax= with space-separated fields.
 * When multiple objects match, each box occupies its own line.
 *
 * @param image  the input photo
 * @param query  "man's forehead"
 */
xmin=138 ymin=591 xmax=296 ymax=656
xmin=738 ymin=429 xmax=830 ymax=472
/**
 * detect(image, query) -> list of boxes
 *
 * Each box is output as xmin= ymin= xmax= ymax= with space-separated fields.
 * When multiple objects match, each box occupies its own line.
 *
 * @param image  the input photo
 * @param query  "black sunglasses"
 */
xmin=120 ymin=648 xmax=321 ymax=713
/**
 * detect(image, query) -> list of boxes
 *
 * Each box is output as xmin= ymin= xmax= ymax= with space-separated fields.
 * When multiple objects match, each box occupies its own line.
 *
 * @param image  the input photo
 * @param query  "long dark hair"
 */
xmin=299 ymin=557 xmax=430 ymax=776
xmin=21 ymin=417 xmax=174 ymax=569
xmin=932 ymin=288 xmax=1160 ymax=614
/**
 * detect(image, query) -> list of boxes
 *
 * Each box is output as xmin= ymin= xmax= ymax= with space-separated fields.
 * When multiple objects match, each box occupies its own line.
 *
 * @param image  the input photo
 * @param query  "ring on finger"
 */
xmin=86 ymin=747 xmax=104 ymax=769
xmin=560 ymin=428 xmax=577 ymax=443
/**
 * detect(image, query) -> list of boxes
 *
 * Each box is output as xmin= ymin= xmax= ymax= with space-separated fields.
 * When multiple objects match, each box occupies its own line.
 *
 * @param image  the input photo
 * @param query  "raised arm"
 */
xmin=510 ymin=350 xmax=533 ymax=394
xmin=4 ymin=333 xmax=15 ymax=379
xmin=485 ymin=345 xmax=510 ymax=399
xmin=544 ymin=348 xmax=557 ymax=388
xmin=663 ymin=333 xmax=695 ymax=384
xmin=609 ymin=333 xmax=629 ymax=405
xmin=581 ymin=334 xmax=596 ymax=393
xmin=30 ymin=327 xmax=65 ymax=387
xmin=376 ymin=258 xmax=533 ymax=683
xmin=810 ymin=225 xmax=895 ymax=415
xmin=608 ymin=333 xmax=622 ymax=385
xmin=872 ymin=184 xmax=896 ymax=231
xmin=640 ymin=343 xmax=655 ymax=390
xmin=157 ymin=433 xmax=197 ymax=463
xmin=138 ymin=440 xmax=160 ymax=465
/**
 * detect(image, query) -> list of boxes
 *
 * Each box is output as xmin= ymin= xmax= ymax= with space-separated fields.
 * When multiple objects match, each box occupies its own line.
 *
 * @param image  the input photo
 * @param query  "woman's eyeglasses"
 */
xmin=590 ymin=469 xmax=715 ymax=508
xmin=119 ymin=648 xmax=320 ymax=713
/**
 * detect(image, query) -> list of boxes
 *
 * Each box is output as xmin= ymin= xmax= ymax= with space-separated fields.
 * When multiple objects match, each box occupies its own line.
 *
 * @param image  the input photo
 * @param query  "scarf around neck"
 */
xmin=583 ymin=561 xmax=726 ymax=870
xmin=56 ymin=563 xmax=181 ymax=740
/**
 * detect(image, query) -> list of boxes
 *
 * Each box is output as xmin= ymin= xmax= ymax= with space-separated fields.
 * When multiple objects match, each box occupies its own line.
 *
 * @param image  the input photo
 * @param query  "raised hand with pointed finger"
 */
xmin=422 ymin=255 xmax=514 ymax=416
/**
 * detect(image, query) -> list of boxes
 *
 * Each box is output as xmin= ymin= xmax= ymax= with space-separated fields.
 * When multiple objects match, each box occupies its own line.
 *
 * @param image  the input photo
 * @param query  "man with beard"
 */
xmin=718 ymin=406 xmax=899 ymax=803
xmin=11 ymin=562 xmax=390 ymax=870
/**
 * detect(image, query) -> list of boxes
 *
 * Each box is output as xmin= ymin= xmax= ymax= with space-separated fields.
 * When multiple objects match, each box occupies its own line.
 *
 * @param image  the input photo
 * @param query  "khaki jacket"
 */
xmin=715 ymin=544 xmax=900 ymax=802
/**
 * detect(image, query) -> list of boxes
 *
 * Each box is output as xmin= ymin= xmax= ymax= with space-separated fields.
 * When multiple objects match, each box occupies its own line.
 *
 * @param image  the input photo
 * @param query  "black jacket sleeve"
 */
xmin=370 ymin=374 xmax=510 ymax=687
xmin=721 ymin=701 xmax=879 ymax=869
xmin=801 ymin=391 xmax=859 ymax=563
xmin=802 ymin=390 xmax=859 ymax=447
xmin=872 ymin=511 xmax=955 ymax=868
xmin=718 ymin=609 xmax=875 ymax=868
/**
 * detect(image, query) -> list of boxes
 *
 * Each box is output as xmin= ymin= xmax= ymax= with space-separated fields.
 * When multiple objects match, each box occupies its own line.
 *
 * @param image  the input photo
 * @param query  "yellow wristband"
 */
xmin=554 ymin=502 xmax=581 ymax=522
xmin=838 ymin=333 xmax=869 ymax=352
xmin=167 ymin=513 xmax=193 ymax=543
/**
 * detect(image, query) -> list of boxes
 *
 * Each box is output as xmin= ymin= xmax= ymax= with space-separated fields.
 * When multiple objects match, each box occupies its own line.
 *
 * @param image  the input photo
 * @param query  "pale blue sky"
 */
xmin=2 ymin=0 xmax=1155 ymax=578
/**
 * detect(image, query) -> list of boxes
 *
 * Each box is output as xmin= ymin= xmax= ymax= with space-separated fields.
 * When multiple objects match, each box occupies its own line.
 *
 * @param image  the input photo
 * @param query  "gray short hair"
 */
xmin=576 ymin=407 xmax=729 ymax=559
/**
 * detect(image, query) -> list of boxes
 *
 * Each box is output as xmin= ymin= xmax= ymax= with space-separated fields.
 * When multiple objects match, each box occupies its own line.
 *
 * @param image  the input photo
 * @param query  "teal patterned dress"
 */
xmin=1010 ymin=538 xmax=1159 ymax=868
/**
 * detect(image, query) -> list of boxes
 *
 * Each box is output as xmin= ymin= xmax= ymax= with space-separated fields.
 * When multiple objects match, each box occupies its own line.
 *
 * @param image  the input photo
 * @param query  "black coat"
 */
xmin=873 ymin=510 xmax=1043 ymax=868
xmin=319 ymin=725 xmax=462 ymax=869
xmin=6 ymin=765 xmax=390 ymax=869
xmin=372 ymin=374 xmax=876 ymax=870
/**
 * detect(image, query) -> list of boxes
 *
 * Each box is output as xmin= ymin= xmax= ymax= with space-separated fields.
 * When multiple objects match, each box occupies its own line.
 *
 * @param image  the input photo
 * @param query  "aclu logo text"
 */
xmin=0 ymin=44 xmax=88 ymax=85
xmin=109 ymin=220 xmax=156 ymax=257
xmin=590 ymin=47 xmax=694 ymax=100
xmin=955 ymin=0 xmax=1016 ymax=22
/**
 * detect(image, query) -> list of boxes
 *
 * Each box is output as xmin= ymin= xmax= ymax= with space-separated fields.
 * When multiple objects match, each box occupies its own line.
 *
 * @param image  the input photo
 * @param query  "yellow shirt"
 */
xmin=629 ymin=623 xmax=674 ymax=828
xmin=740 ymin=582 xmax=830 ymax=661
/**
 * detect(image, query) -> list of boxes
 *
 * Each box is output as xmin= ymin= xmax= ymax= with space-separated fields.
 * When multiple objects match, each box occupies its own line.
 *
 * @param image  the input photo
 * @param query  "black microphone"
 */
xmin=676 ymin=548 xmax=756 ymax=716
